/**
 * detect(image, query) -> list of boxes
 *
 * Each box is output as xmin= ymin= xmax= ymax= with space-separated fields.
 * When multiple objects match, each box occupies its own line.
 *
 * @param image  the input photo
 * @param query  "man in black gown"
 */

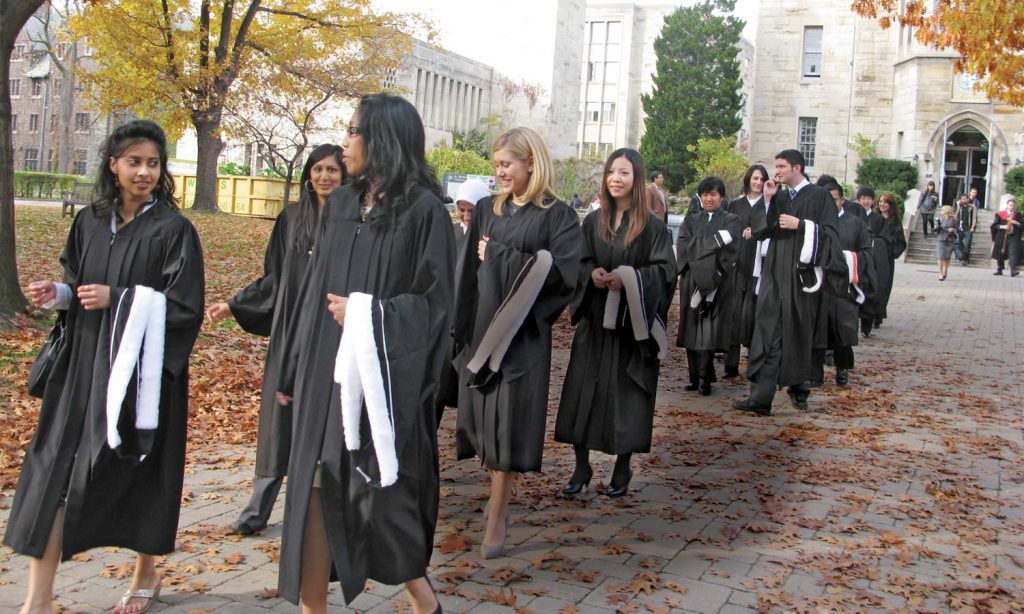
xmin=734 ymin=149 xmax=838 ymax=415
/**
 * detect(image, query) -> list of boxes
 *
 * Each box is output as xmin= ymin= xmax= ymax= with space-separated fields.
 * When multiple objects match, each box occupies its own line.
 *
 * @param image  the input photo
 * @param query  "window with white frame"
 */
xmin=586 ymin=103 xmax=600 ymax=123
xmin=31 ymin=79 xmax=42 ymax=97
xmin=29 ymin=114 xmax=39 ymax=133
xmin=602 ymin=102 xmax=616 ymax=123
xmin=75 ymin=112 xmax=90 ymax=132
xmin=73 ymin=149 xmax=88 ymax=176
xmin=25 ymin=148 xmax=40 ymax=171
xmin=802 ymin=26 xmax=823 ymax=77
xmin=797 ymin=117 xmax=817 ymax=168
xmin=10 ymin=79 xmax=20 ymax=97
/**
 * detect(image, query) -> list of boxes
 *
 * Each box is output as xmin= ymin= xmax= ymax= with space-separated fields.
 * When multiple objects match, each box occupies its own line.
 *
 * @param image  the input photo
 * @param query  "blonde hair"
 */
xmin=491 ymin=127 xmax=558 ymax=215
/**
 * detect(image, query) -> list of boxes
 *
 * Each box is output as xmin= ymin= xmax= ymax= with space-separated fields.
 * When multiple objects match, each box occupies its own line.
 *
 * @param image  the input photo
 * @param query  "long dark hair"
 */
xmin=742 ymin=164 xmax=769 ymax=197
xmin=292 ymin=144 xmax=344 ymax=253
xmin=598 ymin=148 xmax=649 ymax=247
xmin=92 ymin=119 xmax=176 ymax=220
xmin=351 ymin=93 xmax=442 ymax=225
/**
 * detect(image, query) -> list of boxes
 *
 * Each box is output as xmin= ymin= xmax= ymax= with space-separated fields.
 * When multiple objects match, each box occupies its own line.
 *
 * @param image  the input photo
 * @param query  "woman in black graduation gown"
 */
xmin=723 ymin=164 xmax=768 ymax=378
xmin=863 ymin=192 xmax=906 ymax=330
xmin=555 ymin=148 xmax=675 ymax=498
xmin=206 ymin=145 xmax=344 ymax=535
xmin=455 ymin=127 xmax=582 ymax=558
xmin=275 ymin=94 xmax=452 ymax=614
xmin=6 ymin=120 xmax=205 ymax=614
xmin=675 ymin=177 xmax=743 ymax=396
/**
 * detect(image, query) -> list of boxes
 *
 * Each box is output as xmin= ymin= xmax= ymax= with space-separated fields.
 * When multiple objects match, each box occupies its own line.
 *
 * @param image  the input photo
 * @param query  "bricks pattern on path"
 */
xmin=1 ymin=259 xmax=1023 ymax=613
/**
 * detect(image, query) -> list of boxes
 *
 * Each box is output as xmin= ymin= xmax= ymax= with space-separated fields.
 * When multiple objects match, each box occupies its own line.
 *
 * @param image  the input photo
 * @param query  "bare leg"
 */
xmin=483 ymin=470 xmax=515 ymax=547
xmin=20 ymin=508 xmax=63 ymax=614
xmin=300 ymin=488 xmax=331 ymax=614
xmin=114 ymin=553 xmax=162 ymax=614
xmin=405 ymin=576 xmax=440 ymax=614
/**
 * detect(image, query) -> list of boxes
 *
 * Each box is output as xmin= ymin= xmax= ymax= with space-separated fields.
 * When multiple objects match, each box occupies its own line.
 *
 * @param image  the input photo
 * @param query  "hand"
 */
xmin=742 ymin=227 xmax=753 ymax=240
xmin=327 ymin=293 xmax=348 ymax=327
xmin=206 ymin=302 xmax=233 ymax=322
xmin=26 ymin=280 xmax=56 ymax=307
xmin=477 ymin=236 xmax=489 ymax=261
xmin=604 ymin=270 xmax=623 ymax=291
xmin=77 ymin=284 xmax=111 ymax=310
xmin=591 ymin=267 xmax=609 ymax=289
xmin=763 ymin=179 xmax=779 ymax=201
xmin=778 ymin=213 xmax=800 ymax=230
xmin=276 ymin=392 xmax=292 ymax=406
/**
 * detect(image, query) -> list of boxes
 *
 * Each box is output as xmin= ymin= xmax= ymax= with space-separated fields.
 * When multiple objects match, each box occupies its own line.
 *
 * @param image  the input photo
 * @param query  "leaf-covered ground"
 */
xmin=1 ymin=206 xmax=1023 ymax=613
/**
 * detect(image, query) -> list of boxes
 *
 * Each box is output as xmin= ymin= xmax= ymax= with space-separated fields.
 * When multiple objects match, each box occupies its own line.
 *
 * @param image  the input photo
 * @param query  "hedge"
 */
xmin=14 ymin=171 xmax=90 ymax=199
xmin=855 ymin=158 xmax=918 ymax=201
xmin=1006 ymin=166 xmax=1024 ymax=212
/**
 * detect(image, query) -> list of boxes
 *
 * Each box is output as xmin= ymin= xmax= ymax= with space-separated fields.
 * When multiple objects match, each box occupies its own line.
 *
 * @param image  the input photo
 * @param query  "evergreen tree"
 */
xmin=640 ymin=0 xmax=743 ymax=192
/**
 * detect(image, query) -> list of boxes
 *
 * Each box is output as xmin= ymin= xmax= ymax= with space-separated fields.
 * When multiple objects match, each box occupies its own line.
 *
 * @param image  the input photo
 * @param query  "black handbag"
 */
xmin=27 ymin=311 xmax=67 ymax=398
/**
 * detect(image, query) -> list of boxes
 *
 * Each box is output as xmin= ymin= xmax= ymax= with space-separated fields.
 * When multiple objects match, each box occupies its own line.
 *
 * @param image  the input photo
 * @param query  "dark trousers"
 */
xmin=834 ymin=345 xmax=854 ymax=369
xmin=961 ymin=230 xmax=974 ymax=262
xmin=235 ymin=476 xmax=284 ymax=531
xmin=811 ymin=346 xmax=855 ymax=383
xmin=685 ymin=349 xmax=715 ymax=385
xmin=995 ymin=244 xmax=1020 ymax=273
xmin=748 ymin=314 xmax=807 ymax=405
xmin=725 ymin=344 xmax=741 ymax=372
xmin=861 ymin=317 xmax=874 ymax=336
xmin=921 ymin=212 xmax=935 ymax=235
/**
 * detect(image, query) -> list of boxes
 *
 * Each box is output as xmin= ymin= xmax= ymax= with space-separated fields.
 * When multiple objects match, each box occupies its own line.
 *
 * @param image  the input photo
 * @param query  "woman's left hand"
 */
xmin=77 ymin=284 xmax=111 ymax=310
xmin=327 ymin=293 xmax=348 ymax=327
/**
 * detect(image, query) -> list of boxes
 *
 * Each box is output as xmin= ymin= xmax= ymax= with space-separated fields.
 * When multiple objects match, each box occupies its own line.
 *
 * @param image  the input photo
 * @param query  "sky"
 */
xmin=372 ymin=0 xmax=760 ymax=82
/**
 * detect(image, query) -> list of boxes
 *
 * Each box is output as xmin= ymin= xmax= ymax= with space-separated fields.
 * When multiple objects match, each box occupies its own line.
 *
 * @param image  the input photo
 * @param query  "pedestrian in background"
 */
xmin=918 ymin=181 xmax=939 ymax=235
xmin=936 ymin=205 xmax=957 ymax=281
xmin=991 ymin=197 xmax=1021 ymax=276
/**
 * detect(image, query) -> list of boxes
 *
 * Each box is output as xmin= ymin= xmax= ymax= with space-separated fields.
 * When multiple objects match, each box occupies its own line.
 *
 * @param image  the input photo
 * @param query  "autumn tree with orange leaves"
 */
xmin=851 ymin=0 xmax=1024 ymax=105
xmin=69 ymin=0 xmax=425 ymax=211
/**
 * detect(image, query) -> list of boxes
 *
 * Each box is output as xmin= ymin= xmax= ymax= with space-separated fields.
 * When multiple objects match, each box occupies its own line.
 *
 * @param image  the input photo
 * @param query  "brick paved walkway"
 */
xmin=2 ymin=258 xmax=1022 ymax=613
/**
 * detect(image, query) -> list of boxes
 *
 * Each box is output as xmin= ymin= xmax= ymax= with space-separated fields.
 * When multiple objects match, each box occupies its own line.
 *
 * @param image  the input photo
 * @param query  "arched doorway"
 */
xmin=941 ymin=126 xmax=988 ymax=207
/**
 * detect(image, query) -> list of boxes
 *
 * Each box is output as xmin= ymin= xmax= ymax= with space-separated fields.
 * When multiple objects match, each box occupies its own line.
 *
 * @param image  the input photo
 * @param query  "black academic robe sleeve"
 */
xmin=229 ymin=207 xmax=291 ymax=336
xmin=568 ymin=213 xmax=601 ymax=326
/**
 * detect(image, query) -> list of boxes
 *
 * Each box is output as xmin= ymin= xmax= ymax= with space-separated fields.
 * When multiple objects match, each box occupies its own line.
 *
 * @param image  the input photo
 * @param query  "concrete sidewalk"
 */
xmin=1 ymin=258 xmax=1022 ymax=613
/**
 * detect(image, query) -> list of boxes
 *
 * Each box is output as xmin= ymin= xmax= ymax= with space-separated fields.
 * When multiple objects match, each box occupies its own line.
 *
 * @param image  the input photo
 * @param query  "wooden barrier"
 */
xmin=173 ymin=174 xmax=300 ymax=218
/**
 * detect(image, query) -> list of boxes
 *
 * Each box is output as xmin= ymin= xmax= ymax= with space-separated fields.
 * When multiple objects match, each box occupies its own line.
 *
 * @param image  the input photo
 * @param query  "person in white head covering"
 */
xmin=454 ymin=179 xmax=491 ymax=236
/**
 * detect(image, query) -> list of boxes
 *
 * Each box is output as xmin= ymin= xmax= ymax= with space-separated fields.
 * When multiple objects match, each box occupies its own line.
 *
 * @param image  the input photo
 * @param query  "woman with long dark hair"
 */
xmin=455 ymin=127 xmax=582 ymax=558
xmin=862 ymin=192 xmax=906 ymax=332
xmin=555 ymin=148 xmax=675 ymax=497
xmin=6 ymin=120 xmax=205 ymax=614
xmin=723 ymin=164 xmax=768 ymax=378
xmin=275 ymin=94 xmax=453 ymax=614
xmin=207 ymin=144 xmax=344 ymax=535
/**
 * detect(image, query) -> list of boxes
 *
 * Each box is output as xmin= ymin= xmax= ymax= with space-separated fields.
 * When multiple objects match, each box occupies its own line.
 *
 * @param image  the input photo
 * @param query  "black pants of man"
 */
xmin=921 ymin=212 xmax=935 ymax=235
xmin=725 ymin=344 xmax=742 ymax=374
xmin=810 ymin=346 xmax=854 ymax=382
xmin=686 ymin=349 xmax=716 ymax=386
xmin=749 ymin=313 xmax=809 ymax=406
xmin=995 ymin=245 xmax=1021 ymax=275
xmin=234 ymin=476 xmax=284 ymax=533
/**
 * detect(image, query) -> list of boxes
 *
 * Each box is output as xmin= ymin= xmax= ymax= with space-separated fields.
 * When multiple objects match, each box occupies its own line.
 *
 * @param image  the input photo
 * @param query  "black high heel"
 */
xmin=607 ymin=468 xmax=633 ymax=498
xmin=561 ymin=464 xmax=593 ymax=496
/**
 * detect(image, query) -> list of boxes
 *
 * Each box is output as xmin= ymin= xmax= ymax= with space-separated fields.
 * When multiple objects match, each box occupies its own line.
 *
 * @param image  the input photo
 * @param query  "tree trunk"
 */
xmin=57 ymin=44 xmax=76 ymax=175
xmin=191 ymin=110 xmax=223 ymax=212
xmin=0 ymin=0 xmax=47 ymax=324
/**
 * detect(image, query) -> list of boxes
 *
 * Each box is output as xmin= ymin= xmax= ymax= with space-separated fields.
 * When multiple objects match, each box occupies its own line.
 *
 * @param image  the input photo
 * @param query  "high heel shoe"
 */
xmin=561 ymin=464 xmax=593 ymax=496
xmin=606 ymin=468 xmax=633 ymax=498
xmin=480 ymin=510 xmax=511 ymax=559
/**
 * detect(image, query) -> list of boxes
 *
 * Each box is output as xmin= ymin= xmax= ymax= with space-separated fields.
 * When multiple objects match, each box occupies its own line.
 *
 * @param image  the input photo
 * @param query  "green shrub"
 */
xmin=218 ymin=162 xmax=251 ymax=176
xmin=855 ymin=158 xmax=917 ymax=201
xmin=1006 ymin=166 xmax=1024 ymax=212
xmin=686 ymin=136 xmax=749 ymax=201
xmin=426 ymin=145 xmax=493 ymax=180
xmin=13 ymin=171 xmax=89 ymax=199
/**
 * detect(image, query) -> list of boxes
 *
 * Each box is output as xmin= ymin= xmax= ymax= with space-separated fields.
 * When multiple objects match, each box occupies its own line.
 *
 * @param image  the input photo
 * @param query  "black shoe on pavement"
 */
xmin=836 ymin=369 xmax=849 ymax=386
xmin=788 ymin=392 xmax=809 ymax=410
xmin=994 ymin=270 xmax=1003 ymax=275
xmin=722 ymin=368 xmax=740 ymax=379
xmin=1012 ymin=272 xmax=1020 ymax=277
xmin=733 ymin=399 xmax=771 ymax=416
xmin=684 ymin=383 xmax=699 ymax=392
xmin=699 ymin=382 xmax=712 ymax=396
xmin=231 ymin=520 xmax=264 ymax=536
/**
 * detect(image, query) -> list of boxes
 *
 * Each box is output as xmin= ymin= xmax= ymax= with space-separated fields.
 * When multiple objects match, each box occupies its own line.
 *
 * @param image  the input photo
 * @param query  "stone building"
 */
xmin=10 ymin=8 xmax=113 ymax=178
xmin=576 ymin=1 xmax=755 ymax=158
xmin=748 ymin=0 xmax=1024 ymax=209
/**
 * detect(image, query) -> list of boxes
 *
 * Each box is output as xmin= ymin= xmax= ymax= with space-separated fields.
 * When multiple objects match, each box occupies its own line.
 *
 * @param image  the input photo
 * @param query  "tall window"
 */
xmin=586 ymin=103 xmax=600 ymax=123
xmin=73 ymin=149 xmax=88 ymax=176
xmin=607 ymin=21 xmax=621 ymax=44
xmin=798 ymin=117 xmax=817 ymax=168
xmin=75 ymin=112 xmax=90 ymax=132
xmin=10 ymin=79 xmax=20 ymax=97
xmin=31 ymin=79 xmax=42 ymax=97
xmin=12 ymin=45 xmax=25 ymax=61
xmin=587 ymin=61 xmax=603 ymax=83
xmin=604 ymin=62 xmax=618 ymax=83
xmin=25 ymin=148 xmax=40 ymax=171
xmin=29 ymin=114 xmax=39 ymax=133
xmin=602 ymin=102 xmax=616 ymax=123
xmin=802 ymin=26 xmax=823 ymax=77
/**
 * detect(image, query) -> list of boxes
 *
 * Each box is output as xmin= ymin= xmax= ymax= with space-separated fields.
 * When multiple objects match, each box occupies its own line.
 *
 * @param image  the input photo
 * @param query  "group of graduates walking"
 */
xmin=8 ymin=95 xmax=908 ymax=614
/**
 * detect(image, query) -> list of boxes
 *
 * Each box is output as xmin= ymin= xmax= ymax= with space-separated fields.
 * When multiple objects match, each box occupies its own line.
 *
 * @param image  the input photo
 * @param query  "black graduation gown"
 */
xmin=675 ymin=209 xmax=743 ymax=351
xmin=276 ymin=184 xmax=455 ymax=604
xmin=724 ymin=196 xmax=757 ymax=347
xmin=821 ymin=212 xmax=876 ymax=349
xmin=990 ymin=213 xmax=1022 ymax=260
xmin=555 ymin=211 xmax=675 ymax=455
xmin=747 ymin=185 xmax=838 ymax=387
xmin=843 ymin=200 xmax=867 ymax=220
xmin=437 ymin=223 xmax=468 ymax=410
xmin=863 ymin=215 xmax=905 ymax=320
xmin=4 ymin=202 xmax=204 ymax=559
xmin=227 ymin=204 xmax=309 ymax=477
xmin=454 ymin=197 xmax=582 ymax=473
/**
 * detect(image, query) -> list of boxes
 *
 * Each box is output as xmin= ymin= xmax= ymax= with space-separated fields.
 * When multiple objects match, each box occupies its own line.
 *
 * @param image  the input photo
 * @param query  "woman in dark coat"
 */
xmin=6 ymin=120 xmax=205 ymax=614
xmin=275 ymin=95 xmax=452 ymax=613
xmin=555 ymin=148 xmax=675 ymax=498
xmin=862 ymin=192 xmax=906 ymax=331
xmin=675 ymin=177 xmax=743 ymax=396
xmin=455 ymin=127 xmax=582 ymax=559
xmin=936 ymin=205 xmax=958 ymax=280
xmin=206 ymin=145 xmax=344 ymax=535
xmin=723 ymin=164 xmax=768 ymax=378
